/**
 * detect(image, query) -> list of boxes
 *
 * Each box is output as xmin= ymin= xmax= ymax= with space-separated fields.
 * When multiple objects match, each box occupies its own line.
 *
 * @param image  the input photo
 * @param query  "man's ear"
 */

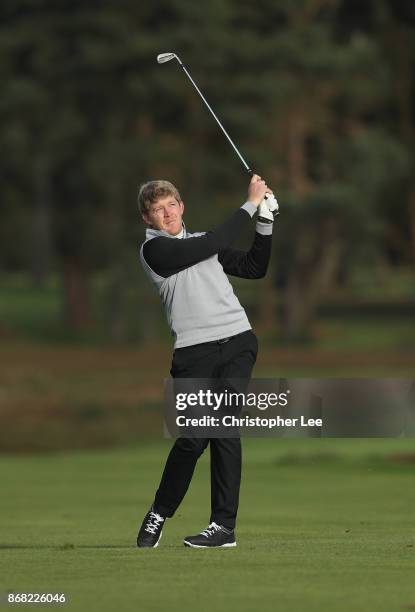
xmin=142 ymin=212 xmax=151 ymax=226
xmin=179 ymin=200 xmax=184 ymax=214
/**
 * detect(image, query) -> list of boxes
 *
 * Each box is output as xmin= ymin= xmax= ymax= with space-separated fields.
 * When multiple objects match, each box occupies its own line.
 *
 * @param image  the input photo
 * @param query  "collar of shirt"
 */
xmin=173 ymin=227 xmax=184 ymax=239
xmin=146 ymin=223 xmax=186 ymax=240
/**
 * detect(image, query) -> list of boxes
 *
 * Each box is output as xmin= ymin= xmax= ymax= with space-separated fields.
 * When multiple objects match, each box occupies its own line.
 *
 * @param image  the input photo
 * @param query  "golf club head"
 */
xmin=157 ymin=53 xmax=177 ymax=64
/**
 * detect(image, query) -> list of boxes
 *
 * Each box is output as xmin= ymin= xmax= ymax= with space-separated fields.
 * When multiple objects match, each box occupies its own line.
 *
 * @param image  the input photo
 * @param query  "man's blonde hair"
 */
xmin=137 ymin=180 xmax=181 ymax=215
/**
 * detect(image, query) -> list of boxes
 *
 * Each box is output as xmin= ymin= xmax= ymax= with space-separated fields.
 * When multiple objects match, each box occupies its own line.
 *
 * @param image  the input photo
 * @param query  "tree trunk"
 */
xmin=61 ymin=256 xmax=91 ymax=331
xmin=255 ymin=258 xmax=278 ymax=335
xmin=287 ymin=107 xmax=311 ymax=197
xmin=408 ymin=189 xmax=415 ymax=263
xmin=395 ymin=32 xmax=415 ymax=263
xmin=280 ymin=106 xmax=317 ymax=340
xmin=282 ymin=222 xmax=343 ymax=341
xmin=107 ymin=264 xmax=124 ymax=342
xmin=31 ymin=157 xmax=52 ymax=287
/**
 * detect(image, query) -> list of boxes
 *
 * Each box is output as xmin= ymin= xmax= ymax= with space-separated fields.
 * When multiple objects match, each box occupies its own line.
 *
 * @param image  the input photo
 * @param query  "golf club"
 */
xmin=156 ymin=52 xmax=279 ymax=223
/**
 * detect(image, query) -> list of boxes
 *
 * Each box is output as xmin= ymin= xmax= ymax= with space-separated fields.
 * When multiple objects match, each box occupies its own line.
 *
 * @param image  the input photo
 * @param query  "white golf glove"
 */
xmin=258 ymin=193 xmax=279 ymax=224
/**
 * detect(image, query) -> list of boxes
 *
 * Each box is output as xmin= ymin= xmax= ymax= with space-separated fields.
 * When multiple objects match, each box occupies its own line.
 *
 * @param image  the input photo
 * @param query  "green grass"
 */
xmin=1 ymin=439 xmax=415 ymax=611
xmin=0 ymin=273 xmax=163 ymax=344
xmin=0 ymin=274 xmax=62 ymax=339
xmin=315 ymin=318 xmax=415 ymax=352
xmin=1 ymin=272 xmax=415 ymax=351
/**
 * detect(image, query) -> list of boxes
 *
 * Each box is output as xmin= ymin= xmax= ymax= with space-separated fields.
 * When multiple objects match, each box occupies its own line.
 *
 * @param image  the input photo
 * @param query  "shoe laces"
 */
xmin=145 ymin=511 xmax=164 ymax=535
xmin=201 ymin=522 xmax=221 ymax=538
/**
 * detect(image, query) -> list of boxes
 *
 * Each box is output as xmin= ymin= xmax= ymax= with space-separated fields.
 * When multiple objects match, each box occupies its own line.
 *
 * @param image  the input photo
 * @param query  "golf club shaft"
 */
xmin=176 ymin=58 xmax=253 ymax=175
xmin=158 ymin=53 xmax=278 ymax=220
xmin=178 ymin=58 xmax=278 ymax=221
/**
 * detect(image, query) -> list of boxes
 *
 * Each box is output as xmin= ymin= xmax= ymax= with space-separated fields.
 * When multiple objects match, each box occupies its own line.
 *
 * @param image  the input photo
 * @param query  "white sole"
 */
xmin=153 ymin=531 xmax=162 ymax=548
xmin=183 ymin=540 xmax=236 ymax=548
xmin=137 ymin=530 xmax=162 ymax=548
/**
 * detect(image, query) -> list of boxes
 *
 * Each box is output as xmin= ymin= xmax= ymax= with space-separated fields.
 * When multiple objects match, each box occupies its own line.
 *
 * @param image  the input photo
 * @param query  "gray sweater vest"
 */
xmin=139 ymin=225 xmax=252 ymax=348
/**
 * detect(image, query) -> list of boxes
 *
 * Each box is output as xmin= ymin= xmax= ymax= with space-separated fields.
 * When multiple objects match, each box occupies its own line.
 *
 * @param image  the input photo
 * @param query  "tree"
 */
xmin=227 ymin=0 xmax=412 ymax=339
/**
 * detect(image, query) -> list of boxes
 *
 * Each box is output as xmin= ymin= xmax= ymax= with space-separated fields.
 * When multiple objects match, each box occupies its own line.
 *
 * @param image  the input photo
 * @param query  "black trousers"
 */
xmin=154 ymin=330 xmax=258 ymax=530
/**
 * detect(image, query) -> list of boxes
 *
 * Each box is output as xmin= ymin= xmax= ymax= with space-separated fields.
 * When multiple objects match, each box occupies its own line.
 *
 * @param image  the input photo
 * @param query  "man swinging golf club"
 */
xmin=136 ymin=173 xmax=275 ymax=548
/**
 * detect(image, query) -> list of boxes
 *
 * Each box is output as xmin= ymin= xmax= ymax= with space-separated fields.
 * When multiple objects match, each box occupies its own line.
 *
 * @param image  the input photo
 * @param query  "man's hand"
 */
xmin=247 ymin=174 xmax=273 ymax=207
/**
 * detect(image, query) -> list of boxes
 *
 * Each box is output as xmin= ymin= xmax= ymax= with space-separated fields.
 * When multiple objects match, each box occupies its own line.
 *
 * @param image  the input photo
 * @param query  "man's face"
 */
xmin=142 ymin=196 xmax=184 ymax=236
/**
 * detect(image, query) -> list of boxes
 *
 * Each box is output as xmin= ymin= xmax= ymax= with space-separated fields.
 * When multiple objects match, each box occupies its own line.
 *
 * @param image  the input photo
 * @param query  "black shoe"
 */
xmin=137 ymin=507 xmax=165 ymax=548
xmin=183 ymin=522 xmax=236 ymax=548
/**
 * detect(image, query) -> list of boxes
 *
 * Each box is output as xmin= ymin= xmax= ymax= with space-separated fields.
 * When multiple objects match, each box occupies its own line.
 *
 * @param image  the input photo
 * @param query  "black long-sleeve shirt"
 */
xmin=142 ymin=207 xmax=272 ymax=279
